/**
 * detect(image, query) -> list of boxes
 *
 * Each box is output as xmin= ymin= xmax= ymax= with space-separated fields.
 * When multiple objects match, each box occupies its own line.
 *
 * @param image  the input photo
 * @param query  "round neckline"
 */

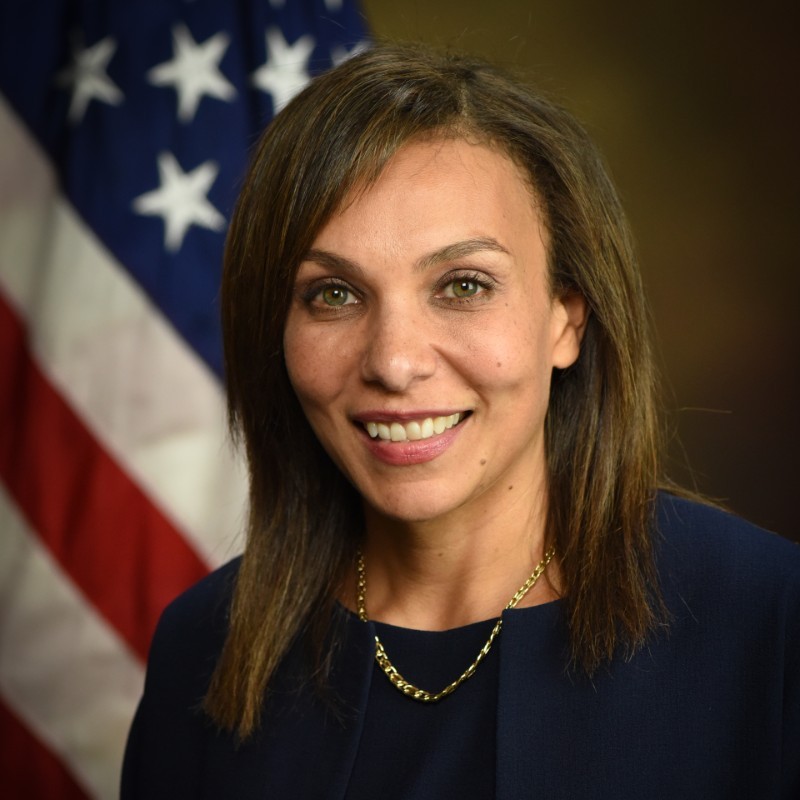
xmin=336 ymin=596 xmax=563 ymax=635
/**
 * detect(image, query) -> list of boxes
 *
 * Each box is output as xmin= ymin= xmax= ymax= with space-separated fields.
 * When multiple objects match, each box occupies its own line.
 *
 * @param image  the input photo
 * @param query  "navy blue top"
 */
xmin=345 ymin=616 xmax=500 ymax=799
xmin=122 ymin=495 xmax=800 ymax=799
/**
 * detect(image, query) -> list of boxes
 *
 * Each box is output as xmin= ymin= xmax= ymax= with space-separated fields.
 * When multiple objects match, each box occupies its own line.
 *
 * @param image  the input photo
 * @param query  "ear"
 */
xmin=551 ymin=291 xmax=588 ymax=369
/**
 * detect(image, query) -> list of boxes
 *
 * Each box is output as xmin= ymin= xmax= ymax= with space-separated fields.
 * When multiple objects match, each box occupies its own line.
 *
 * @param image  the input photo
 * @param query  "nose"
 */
xmin=360 ymin=303 xmax=437 ymax=392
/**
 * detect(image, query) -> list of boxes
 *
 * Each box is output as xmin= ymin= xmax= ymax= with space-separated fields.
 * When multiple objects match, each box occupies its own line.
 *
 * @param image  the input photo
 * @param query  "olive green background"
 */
xmin=360 ymin=0 xmax=799 ymax=541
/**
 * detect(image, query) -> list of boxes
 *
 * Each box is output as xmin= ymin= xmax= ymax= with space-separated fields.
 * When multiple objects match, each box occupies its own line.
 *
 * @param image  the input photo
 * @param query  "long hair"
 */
xmin=206 ymin=43 xmax=664 ymax=738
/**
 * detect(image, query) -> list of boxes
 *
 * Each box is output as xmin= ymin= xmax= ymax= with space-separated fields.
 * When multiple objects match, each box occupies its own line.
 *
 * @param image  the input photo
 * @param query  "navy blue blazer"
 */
xmin=122 ymin=495 xmax=800 ymax=798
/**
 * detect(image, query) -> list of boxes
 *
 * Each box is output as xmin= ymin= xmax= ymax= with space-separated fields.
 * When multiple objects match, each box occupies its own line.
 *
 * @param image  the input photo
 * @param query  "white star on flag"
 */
xmin=56 ymin=34 xmax=124 ymax=123
xmin=251 ymin=27 xmax=314 ymax=114
xmin=132 ymin=151 xmax=226 ymax=252
xmin=147 ymin=24 xmax=236 ymax=123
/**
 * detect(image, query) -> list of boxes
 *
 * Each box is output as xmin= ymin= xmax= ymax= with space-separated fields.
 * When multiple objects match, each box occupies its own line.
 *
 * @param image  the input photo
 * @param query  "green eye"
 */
xmin=321 ymin=286 xmax=350 ymax=306
xmin=451 ymin=279 xmax=479 ymax=298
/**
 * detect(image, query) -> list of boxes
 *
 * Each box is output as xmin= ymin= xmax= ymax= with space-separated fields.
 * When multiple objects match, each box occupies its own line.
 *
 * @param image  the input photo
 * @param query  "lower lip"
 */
xmin=358 ymin=418 xmax=469 ymax=466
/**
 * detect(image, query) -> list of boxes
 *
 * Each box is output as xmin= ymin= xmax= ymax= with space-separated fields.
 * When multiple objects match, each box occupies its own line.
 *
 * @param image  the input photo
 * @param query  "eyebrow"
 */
xmin=414 ymin=237 xmax=510 ymax=272
xmin=302 ymin=249 xmax=365 ymax=277
xmin=303 ymin=237 xmax=509 ymax=276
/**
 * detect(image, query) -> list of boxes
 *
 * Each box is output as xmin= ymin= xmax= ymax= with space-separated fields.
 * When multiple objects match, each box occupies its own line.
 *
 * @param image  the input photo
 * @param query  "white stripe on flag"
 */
xmin=0 ymin=485 xmax=145 ymax=800
xmin=0 ymin=95 xmax=247 ymax=568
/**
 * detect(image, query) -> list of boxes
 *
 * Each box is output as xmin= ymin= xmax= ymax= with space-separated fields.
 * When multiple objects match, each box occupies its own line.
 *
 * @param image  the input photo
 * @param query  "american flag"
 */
xmin=0 ymin=2 xmax=368 ymax=797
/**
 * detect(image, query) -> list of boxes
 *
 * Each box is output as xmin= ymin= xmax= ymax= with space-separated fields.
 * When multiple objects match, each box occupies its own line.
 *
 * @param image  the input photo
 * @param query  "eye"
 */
xmin=299 ymin=279 xmax=360 ymax=310
xmin=437 ymin=271 xmax=496 ymax=303
xmin=321 ymin=285 xmax=352 ymax=306
xmin=449 ymin=279 xmax=480 ymax=298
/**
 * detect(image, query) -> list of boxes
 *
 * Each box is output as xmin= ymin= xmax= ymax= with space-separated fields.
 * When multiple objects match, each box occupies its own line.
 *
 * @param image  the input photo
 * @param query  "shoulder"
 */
xmin=143 ymin=558 xmax=241 ymax=706
xmin=654 ymin=492 xmax=800 ymax=639
xmin=655 ymin=491 xmax=800 ymax=577
xmin=651 ymin=493 xmax=800 ymax=797
xmin=122 ymin=559 xmax=243 ymax=798
xmin=154 ymin=556 xmax=241 ymax=638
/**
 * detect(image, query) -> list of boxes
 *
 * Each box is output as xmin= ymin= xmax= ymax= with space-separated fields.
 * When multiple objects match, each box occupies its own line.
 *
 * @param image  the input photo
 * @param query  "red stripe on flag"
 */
xmin=0 ymin=697 xmax=90 ymax=800
xmin=0 ymin=291 xmax=211 ymax=660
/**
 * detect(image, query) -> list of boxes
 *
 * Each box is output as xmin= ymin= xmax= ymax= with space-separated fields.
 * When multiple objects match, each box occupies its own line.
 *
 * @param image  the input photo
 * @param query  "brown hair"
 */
xmin=207 ymin=43 xmax=665 ymax=738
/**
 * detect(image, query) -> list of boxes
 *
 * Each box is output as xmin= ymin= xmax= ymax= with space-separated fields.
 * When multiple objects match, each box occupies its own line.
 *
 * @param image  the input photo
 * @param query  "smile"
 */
xmin=363 ymin=413 xmax=467 ymax=442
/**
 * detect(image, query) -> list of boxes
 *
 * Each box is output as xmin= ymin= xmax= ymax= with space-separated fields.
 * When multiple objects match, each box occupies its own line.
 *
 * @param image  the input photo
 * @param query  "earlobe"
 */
xmin=551 ymin=291 xmax=588 ymax=369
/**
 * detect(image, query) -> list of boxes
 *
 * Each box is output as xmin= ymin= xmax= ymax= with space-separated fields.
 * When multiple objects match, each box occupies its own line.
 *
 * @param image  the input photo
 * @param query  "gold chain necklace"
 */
xmin=356 ymin=547 xmax=555 ymax=703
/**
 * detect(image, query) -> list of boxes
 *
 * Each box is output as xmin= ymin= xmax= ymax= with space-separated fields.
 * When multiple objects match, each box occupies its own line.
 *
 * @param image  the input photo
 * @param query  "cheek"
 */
xmin=283 ymin=322 xmax=352 ymax=414
xmin=456 ymin=312 xmax=553 ymax=390
xmin=283 ymin=323 xmax=321 ymax=408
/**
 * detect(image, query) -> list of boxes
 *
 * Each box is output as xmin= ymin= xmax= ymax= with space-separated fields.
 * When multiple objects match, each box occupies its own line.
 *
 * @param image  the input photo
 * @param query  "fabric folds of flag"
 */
xmin=0 ymin=2 xmax=368 ymax=798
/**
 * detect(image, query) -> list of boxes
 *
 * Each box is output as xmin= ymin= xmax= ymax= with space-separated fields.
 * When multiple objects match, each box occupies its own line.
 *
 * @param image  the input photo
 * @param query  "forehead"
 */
xmin=314 ymin=137 xmax=547 ymax=257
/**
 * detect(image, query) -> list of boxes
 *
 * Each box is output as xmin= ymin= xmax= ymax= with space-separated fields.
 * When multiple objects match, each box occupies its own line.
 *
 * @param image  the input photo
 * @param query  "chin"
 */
xmin=361 ymin=483 xmax=475 ymax=525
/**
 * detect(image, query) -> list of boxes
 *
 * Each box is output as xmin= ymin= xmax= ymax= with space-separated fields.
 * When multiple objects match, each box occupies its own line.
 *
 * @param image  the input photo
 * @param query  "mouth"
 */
xmin=361 ymin=412 xmax=470 ymax=443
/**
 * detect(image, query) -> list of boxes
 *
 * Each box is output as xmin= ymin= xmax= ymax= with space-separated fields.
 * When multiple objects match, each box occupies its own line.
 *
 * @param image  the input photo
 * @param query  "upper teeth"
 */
xmin=365 ymin=413 xmax=463 ymax=442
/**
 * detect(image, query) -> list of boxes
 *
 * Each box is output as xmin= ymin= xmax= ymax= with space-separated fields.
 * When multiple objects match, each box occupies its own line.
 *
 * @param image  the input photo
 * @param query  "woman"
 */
xmin=122 ymin=44 xmax=800 ymax=798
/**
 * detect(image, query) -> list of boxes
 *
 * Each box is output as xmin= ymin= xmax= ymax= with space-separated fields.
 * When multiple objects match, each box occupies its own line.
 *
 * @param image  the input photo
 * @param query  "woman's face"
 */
xmin=283 ymin=138 xmax=585 ymax=525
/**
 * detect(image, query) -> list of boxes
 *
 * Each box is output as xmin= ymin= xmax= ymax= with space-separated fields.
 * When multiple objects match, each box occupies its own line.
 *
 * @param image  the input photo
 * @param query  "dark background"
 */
xmin=361 ymin=0 xmax=800 ymax=543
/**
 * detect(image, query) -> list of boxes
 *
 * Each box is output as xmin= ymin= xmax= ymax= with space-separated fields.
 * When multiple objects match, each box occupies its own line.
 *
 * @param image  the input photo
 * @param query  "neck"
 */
xmin=351 ymin=479 xmax=560 ymax=631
